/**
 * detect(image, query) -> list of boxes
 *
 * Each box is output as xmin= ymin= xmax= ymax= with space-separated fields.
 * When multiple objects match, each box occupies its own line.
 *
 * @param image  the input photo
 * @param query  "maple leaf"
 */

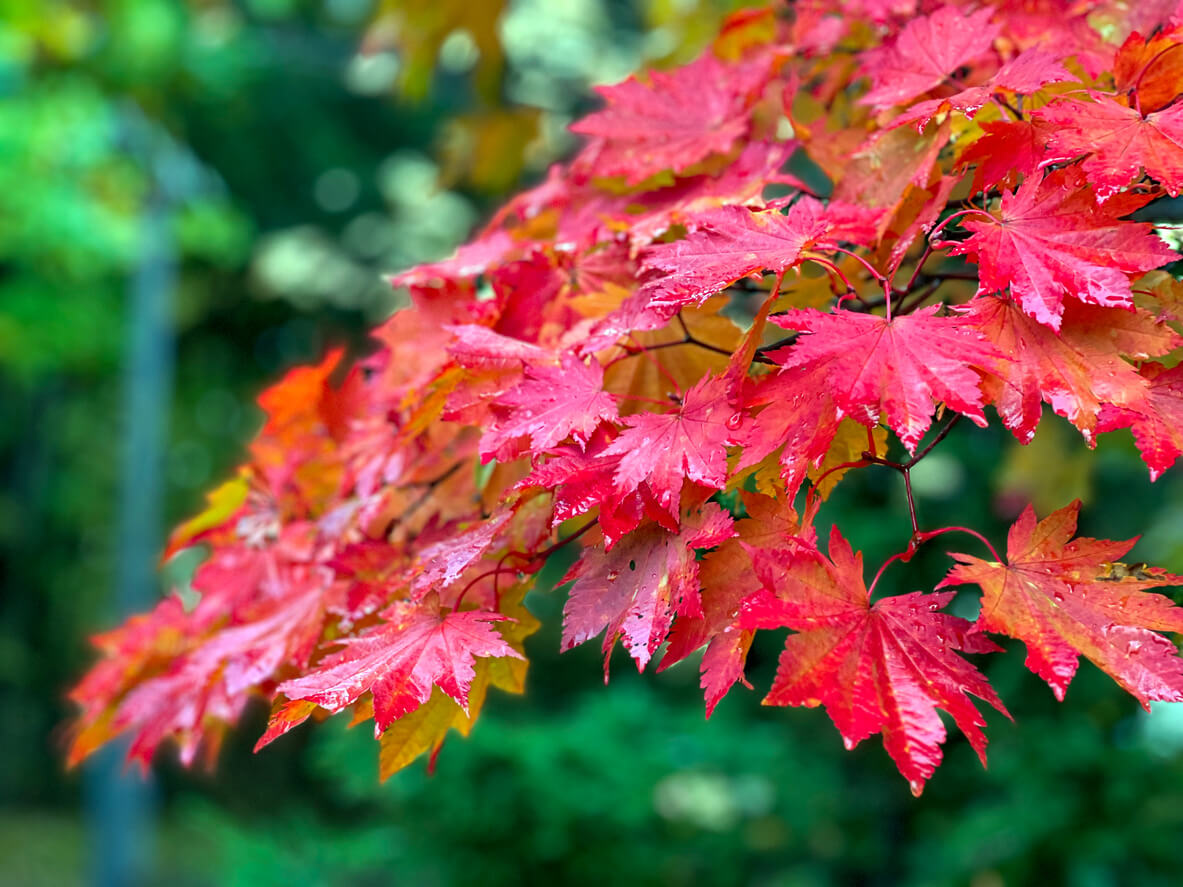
xmin=388 ymin=229 xmax=520 ymax=290
xmin=636 ymin=201 xmax=834 ymax=316
xmin=947 ymin=168 xmax=1178 ymax=329
xmin=376 ymin=688 xmax=471 ymax=780
xmin=617 ymin=140 xmax=805 ymax=246
xmin=562 ymin=505 xmax=735 ymax=672
xmin=741 ymin=527 xmax=1007 ymax=795
xmin=771 ymin=306 xmax=1002 ymax=451
xmin=833 ymin=121 xmax=950 ymax=222
xmin=1113 ymin=28 xmax=1183 ymax=114
xmin=602 ymin=373 xmax=737 ymax=519
xmin=660 ymin=492 xmax=812 ymax=715
xmin=733 ymin=367 xmax=846 ymax=498
xmin=887 ymin=48 xmax=1073 ymax=132
xmin=858 ymin=6 xmax=1000 ymax=110
xmin=1038 ymin=94 xmax=1183 ymax=199
xmin=957 ymin=118 xmax=1053 ymax=193
xmin=1134 ymin=269 xmax=1183 ymax=322
xmin=990 ymin=47 xmax=1075 ymax=94
xmin=375 ymin=583 xmax=540 ymax=778
xmin=162 ymin=472 xmax=250 ymax=560
xmin=570 ymin=52 xmax=771 ymax=186
xmin=480 ymin=354 xmax=618 ymax=461
xmin=67 ymin=596 xmax=196 ymax=768
xmin=408 ymin=511 xmax=513 ymax=598
xmin=107 ymin=582 xmax=329 ymax=768
xmin=446 ymin=324 xmax=550 ymax=368
xmin=962 ymin=296 xmax=1178 ymax=443
xmin=940 ymin=501 xmax=1183 ymax=705
xmin=1097 ymin=362 xmax=1183 ymax=480
xmin=275 ymin=593 xmax=522 ymax=734
xmin=512 ymin=432 xmax=677 ymax=546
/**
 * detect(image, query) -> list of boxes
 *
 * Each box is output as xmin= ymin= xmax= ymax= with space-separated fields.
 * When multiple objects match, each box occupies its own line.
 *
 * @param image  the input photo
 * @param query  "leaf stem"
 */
xmin=910 ymin=414 xmax=961 ymax=465
xmin=531 ymin=518 xmax=599 ymax=562
xmin=915 ymin=526 xmax=1003 ymax=564
xmin=927 ymin=207 xmax=994 ymax=244
xmin=829 ymin=246 xmax=888 ymax=284
xmin=452 ymin=565 xmax=526 ymax=611
xmin=867 ymin=550 xmax=913 ymax=596
xmin=455 ymin=519 xmax=600 ymax=611
xmin=804 ymin=458 xmax=870 ymax=513
xmin=383 ymin=462 xmax=464 ymax=538
xmin=867 ymin=521 xmax=1002 ymax=596
xmin=992 ymin=94 xmax=1024 ymax=121
xmin=803 ymin=255 xmax=859 ymax=300
xmin=902 ymin=468 xmax=919 ymax=535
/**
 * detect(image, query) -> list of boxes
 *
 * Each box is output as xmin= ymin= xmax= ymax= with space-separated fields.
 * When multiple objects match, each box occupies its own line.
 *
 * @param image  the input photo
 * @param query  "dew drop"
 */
xmin=606 ymin=570 xmax=620 ymax=582
xmin=1127 ymin=640 xmax=1143 ymax=656
xmin=843 ymin=736 xmax=855 ymax=751
xmin=1052 ymin=592 xmax=1065 ymax=603
xmin=909 ymin=780 xmax=924 ymax=798
xmin=726 ymin=412 xmax=743 ymax=430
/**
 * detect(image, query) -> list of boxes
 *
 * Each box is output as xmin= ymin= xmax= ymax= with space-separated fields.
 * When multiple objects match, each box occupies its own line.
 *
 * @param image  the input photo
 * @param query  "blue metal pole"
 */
xmin=85 ymin=142 xmax=176 ymax=887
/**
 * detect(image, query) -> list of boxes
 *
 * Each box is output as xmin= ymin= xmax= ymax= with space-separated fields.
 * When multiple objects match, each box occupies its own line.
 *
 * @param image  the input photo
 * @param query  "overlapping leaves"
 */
xmin=68 ymin=1 xmax=1183 ymax=793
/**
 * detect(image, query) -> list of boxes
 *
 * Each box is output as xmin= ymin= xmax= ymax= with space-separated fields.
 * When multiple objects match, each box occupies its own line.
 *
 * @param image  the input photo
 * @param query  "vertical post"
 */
xmin=85 ymin=124 xmax=177 ymax=887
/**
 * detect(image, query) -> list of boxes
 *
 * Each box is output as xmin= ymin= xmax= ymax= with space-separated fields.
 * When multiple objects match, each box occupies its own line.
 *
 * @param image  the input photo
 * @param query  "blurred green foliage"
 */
xmin=4 ymin=1 xmax=1183 ymax=885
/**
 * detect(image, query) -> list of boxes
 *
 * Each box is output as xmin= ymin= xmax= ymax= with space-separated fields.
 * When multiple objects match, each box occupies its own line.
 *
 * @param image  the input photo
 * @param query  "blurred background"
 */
xmin=5 ymin=1 xmax=1183 ymax=885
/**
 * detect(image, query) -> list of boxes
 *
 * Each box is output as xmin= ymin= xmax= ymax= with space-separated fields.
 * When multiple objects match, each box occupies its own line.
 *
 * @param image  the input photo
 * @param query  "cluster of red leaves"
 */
xmin=70 ymin=0 xmax=1183 ymax=794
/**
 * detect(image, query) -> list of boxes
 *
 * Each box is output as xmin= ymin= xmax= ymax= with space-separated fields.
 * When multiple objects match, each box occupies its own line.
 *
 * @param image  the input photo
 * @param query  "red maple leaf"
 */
xmin=636 ymin=201 xmax=835 ymax=315
xmin=771 ymin=306 xmax=1002 ymax=451
xmin=514 ymin=435 xmax=675 ymax=546
xmin=733 ymin=367 xmax=845 ymax=498
xmin=480 ymin=354 xmax=618 ymax=461
xmin=858 ymin=5 xmax=1000 ymax=110
xmin=660 ymin=493 xmax=813 ymax=715
xmin=741 ymin=527 xmax=1007 ymax=795
xmin=962 ymin=297 xmax=1178 ymax=443
xmin=562 ymin=505 xmax=736 ymax=672
xmin=275 ymin=593 xmax=521 ymax=734
xmin=617 ymin=140 xmax=805 ymax=246
xmin=446 ymin=324 xmax=551 ymax=369
xmin=947 ymin=168 xmax=1178 ymax=329
xmin=887 ymin=47 xmax=1072 ymax=131
xmin=1097 ymin=362 xmax=1183 ymax=480
xmin=1038 ymin=94 xmax=1183 ymax=198
xmin=957 ymin=118 xmax=1053 ymax=193
xmin=570 ymin=52 xmax=771 ymax=185
xmin=602 ymin=373 xmax=737 ymax=519
xmin=107 ymin=582 xmax=329 ymax=768
xmin=409 ymin=511 xmax=514 ymax=598
xmin=940 ymin=501 xmax=1183 ymax=705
